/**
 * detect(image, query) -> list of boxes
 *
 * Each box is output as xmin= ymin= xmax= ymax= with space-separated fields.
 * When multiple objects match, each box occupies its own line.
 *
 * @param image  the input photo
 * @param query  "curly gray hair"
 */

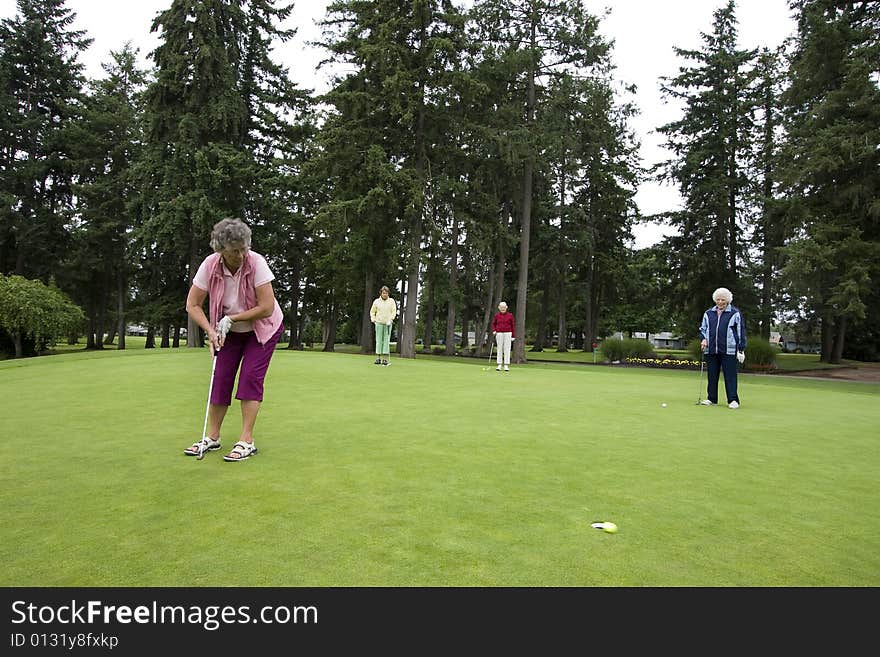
xmin=712 ymin=287 xmax=733 ymax=303
xmin=210 ymin=217 xmax=252 ymax=252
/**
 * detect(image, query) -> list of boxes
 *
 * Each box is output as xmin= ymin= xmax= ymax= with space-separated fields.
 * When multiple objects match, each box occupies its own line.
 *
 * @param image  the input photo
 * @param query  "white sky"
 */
xmin=0 ymin=0 xmax=797 ymax=249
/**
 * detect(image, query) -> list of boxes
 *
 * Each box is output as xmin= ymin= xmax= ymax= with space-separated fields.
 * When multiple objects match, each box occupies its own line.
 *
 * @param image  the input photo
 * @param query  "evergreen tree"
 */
xmin=67 ymin=44 xmax=146 ymax=350
xmin=318 ymin=0 xmax=467 ymax=357
xmin=137 ymin=0 xmax=304 ymax=347
xmin=656 ymin=0 xmax=757 ymax=332
xmin=469 ymin=0 xmax=608 ymax=362
xmin=0 ymin=0 xmax=90 ymax=280
xmin=137 ymin=0 xmax=249 ymax=347
xmin=780 ymin=0 xmax=880 ymax=362
xmin=747 ymin=46 xmax=788 ymax=340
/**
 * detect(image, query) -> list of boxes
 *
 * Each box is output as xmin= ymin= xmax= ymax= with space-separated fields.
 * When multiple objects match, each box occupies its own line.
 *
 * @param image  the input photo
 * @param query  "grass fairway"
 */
xmin=1 ymin=348 xmax=878 ymax=587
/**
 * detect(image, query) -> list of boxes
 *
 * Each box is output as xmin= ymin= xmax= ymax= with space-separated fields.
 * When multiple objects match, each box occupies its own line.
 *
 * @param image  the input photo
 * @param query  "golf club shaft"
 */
xmin=697 ymin=351 xmax=705 ymax=404
xmin=199 ymin=353 xmax=217 ymax=458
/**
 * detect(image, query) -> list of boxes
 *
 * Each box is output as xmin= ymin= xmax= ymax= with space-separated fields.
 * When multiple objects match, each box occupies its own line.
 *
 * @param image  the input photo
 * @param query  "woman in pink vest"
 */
xmin=183 ymin=218 xmax=284 ymax=461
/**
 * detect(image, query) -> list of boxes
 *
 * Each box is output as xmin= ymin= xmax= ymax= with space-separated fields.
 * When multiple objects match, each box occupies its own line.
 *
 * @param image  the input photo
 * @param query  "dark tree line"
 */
xmin=1 ymin=0 xmax=877 ymax=362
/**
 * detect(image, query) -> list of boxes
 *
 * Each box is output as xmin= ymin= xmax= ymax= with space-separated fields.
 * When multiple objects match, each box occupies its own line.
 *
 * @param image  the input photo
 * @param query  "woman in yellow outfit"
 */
xmin=370 ymin=286 xmax=397 ymax=366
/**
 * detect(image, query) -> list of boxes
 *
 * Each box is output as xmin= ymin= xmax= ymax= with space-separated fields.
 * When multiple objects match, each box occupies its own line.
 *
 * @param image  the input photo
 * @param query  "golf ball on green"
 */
xmin=603 ymin=522 xmax=618 ymax=533
xmin=661 ymin=403 xmax=667 ymax=407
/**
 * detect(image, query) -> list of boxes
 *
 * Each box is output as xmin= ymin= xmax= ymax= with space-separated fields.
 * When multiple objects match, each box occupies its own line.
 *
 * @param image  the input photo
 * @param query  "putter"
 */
xmin=695 ymin=351 xmax=705 ymax=405
xmin=488 ymin=340 xmax=494 ymax=367
xmin=198 ymin=352 xmax=218 ymax=460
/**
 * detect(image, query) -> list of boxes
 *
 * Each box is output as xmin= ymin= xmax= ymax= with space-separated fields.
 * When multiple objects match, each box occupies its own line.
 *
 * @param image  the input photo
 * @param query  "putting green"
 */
xmin=1 ymin=348 xmax=878 ymax=586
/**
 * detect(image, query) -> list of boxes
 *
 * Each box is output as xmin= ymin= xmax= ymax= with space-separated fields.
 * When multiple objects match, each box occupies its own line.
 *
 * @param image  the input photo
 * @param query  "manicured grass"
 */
xmin=1 ymin=348 xmax=878 ymax=586
xmin=38 ymin=339 xmax=856 ymax=374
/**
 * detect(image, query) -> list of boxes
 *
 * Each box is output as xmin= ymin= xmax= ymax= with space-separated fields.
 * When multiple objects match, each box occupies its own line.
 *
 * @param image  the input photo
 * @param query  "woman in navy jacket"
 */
xmin=699 ymin=287 xmax=747 ymax=408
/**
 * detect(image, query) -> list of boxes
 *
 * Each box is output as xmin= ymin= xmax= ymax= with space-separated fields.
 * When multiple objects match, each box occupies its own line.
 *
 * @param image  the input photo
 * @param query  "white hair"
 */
xmin=498 ymin=301 xmax=508 ymax=309
xmin=210 ymin=217 xmax=252 ymax=252
xmin=712 ymin=287 xmax=733 ymax=303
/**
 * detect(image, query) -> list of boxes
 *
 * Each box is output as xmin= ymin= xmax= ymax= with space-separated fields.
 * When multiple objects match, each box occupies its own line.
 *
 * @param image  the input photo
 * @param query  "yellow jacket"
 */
xmin=370 ymin=296 xmax=397 ymax=324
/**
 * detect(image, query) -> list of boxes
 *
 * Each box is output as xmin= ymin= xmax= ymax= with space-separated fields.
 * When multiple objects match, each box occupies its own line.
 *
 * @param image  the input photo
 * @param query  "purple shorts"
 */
xmin=210 ymin=324 xmax=283 ymax=405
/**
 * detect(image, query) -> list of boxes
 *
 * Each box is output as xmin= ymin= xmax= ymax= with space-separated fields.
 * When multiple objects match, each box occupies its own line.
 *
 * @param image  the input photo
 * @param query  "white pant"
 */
xmin=495 ymin=332 xmax=512 ymax=365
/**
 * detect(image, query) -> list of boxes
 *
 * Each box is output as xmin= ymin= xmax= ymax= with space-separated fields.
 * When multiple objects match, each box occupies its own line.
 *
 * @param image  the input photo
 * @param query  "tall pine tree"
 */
xmin=780 ymin=0 xmax=880 ymax=362
xmin=0 ymin=0 xmax=90 ymax=281
xmin=656 ymin=0 xmax=757 ymax=333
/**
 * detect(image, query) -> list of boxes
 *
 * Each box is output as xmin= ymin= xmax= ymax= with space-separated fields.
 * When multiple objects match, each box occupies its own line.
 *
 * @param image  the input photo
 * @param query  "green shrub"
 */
xmin=686 ymin=336 xmax=777 ymax=370
xmin=744 ymin=338 xmax=777 ymax=369
xmin=0 ymin=275 xmax=85 ymax=357
xmin=625 ymin=338 xmax=656 ymax=358
xmin=687 ymin=338 xmax=704 ymax=361
xmin=600 ymin=337 xmax=656 ymax=362
xmin=599 ymin=338 xmax=627 ymax=362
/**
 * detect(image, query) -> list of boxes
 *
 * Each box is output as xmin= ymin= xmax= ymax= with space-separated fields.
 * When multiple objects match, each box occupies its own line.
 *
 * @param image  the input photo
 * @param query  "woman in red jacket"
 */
xmin=491 ymin=301 xmax=515 ymax=371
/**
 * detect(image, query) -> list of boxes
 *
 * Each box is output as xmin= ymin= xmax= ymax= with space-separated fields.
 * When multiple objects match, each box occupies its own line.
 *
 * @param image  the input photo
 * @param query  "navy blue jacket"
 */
xmin=700 ymin=305 xmax=746 ymax=355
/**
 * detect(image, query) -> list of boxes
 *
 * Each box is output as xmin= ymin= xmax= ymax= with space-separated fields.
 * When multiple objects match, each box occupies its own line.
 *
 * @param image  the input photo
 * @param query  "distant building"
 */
xmin=780 ymin=335 xmax=821 ymax=354
xmin=650 ymin=332 xmax=686 ymax=350
xmin=615 ymin=331 xmax=686 ymax=350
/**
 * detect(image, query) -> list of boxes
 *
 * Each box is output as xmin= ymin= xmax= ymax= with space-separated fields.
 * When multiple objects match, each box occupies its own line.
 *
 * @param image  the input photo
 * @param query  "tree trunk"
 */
xmin=820 ymin=310 xmax=833 ymax=363
xmin=830 ymin=314 xmax=846 ymax=364
xmin=444 ymin=218 xmax=460 ymax=356
xmin=299 ymin=304 xmax=308 ymax=349
xmin=399 ymin=195 xmax=426 ymax=358
xmin=323 ymin=299 xmax=337 ymax=352
xmin=514 ymin=155 xmax=534 ymax=364
xmin=85 ymin=308 xmax=96 ymax=349
xmin=400 ymin=222 xmax=422 ymax=358
xmin=95 ymin=291 xmax=107 ymax=349
xmin=12 ymin=331 xmax=22 ymax=358
xmin=556 ymin=277 xmax=568 ymax=352
xmin=758 ymin=74 xmax=775 ymax=341
xmin=288 ymin=254 xmax=303 ymax=349
xmin=173 ymin=325 xmax=181 ymax=348
xmin=531 ymin=279 xmax=549 ymax=352
xmin=397 ymin=275 xmax=406 ymax=354
xmin=513 ymin=41 xmax=537 ymax=364
xmin=360 ymin=271 xmax=375 ymax=353
xmin=160 ymin=322 xmax=171 ymax=348
xmin=590 ymin=281 xmax=601 ymax=345
xmin=423 ymin=283 xmax=435 ymax=351
xmin=422 ymin=227 xmax=439 ymax=351
xmin=492 ymin=224 xmax=507 ymax=311
xmin=478 ymin=260 xmax=496 ymax=356
xmin=116 ymin=263 xmax=126 ymax=350
xmin=460 ymin=309 xmax=470 ymax=350
xmin=187 ymin=237 xmax=201 ymax=347
xmin=145 ymin=327 xmax=156 ymax=349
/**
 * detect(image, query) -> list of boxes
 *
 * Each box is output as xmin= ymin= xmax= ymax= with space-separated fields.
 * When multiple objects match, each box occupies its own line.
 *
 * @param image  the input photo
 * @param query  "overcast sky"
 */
xmin=0 ymin=0 xmax=797 ymax=248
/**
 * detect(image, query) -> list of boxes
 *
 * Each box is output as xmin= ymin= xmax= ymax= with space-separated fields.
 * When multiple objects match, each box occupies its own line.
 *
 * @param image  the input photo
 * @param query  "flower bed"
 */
xmin=624 ymin=357 xmax=701 ymax=370
xmin=623 ymin=357 xmax=779 ymax=373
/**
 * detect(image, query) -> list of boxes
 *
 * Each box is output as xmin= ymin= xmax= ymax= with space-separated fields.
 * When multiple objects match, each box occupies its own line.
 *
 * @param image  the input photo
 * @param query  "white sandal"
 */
xmin=223 ymin=440 xmax=257 ymax=462
xmin=184 ymin=437 xmax=221 ymax=456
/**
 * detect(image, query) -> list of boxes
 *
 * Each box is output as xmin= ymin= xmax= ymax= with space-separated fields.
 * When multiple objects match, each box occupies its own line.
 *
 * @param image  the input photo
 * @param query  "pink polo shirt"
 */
xmin=192 ymin=251 xmax=275 ymax=332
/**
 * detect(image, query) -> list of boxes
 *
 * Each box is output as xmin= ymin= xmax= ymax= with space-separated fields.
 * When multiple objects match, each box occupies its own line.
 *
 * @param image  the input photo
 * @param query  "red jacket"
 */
xmin=491 ymin=311 xmax=515 ymax=336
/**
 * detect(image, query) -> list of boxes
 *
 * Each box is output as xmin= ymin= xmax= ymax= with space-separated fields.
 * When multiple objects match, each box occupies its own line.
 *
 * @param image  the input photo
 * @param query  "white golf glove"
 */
xmin=216 ymin=315 xmax=234 ymax=339
xmin=736 ymin=350 xmax=745 ymax=364
xmin=386 ymin=321 xmax=392 ymax=327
